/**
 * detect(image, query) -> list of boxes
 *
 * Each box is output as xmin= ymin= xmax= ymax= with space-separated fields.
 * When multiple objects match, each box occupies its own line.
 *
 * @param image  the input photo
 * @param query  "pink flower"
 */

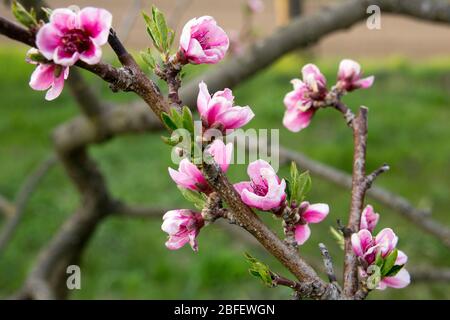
xmin=293 ymin=202 xmax=329 ymax=245
xmin=351 ymin=228 xmax=410 ymax=290
xmin=234 ymin=160 xmax=286 ymax=211
xmin=161 ymin=209 xmax=204 ymax=251
xmin=197 ymin=82 xmax=254 ymax=131
xmin=180 ymin=16 xmax=229 ymax=65
xmin=247 ymin=0 xmax=264 ymax=13
xmin=360 ymin=205 xmax=380 ymax=232
xmin=169 ymin=139 xmax=233 ymax=192
xmin=27 ymin=49 xmax=69 ymax=101
xmin=283 ymin=64 xmax=327 ymax=132
xmin=36 ymin=7 xmax=112 ymax=66
xmin=337 ymin=59 xmax=374 ymax=92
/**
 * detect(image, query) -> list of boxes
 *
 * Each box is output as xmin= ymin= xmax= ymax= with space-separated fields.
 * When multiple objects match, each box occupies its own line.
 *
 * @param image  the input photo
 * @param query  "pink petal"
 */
xmin=360 ymin=205 xmax=379 ymax=232
xmin=179 ymin=17 xmax=196 ymax=51
xmin=35 ymin=24 xmax=62 ymax=60
xmin=247 ymin=159 xmax=273 ymax=184
xmin=197 ymin=81 xmax=211 ymax=116
xmin=351 ymin=229 xmax=373 ymax=257
xmin=215 ymin=106 xmax=254 ymax=129
xmin=79 ymin=40 xmax=102 ymax=65
xmin=379 ymin=269 xmax=410 ymax=289
xmin=283 ymin=108 xmax=314 ymax=132
xmin=396 ymin=250 xmax=408 ymax=265
xmin=53 ymin=47 xmax=79 ymax=67
xmin=78 ymin=7 xmax=112 ymax=45
xmin=206 ymin=139 xmax=233 ymax=172
xmin=375 ymin=228 xmax=398 ymax=256
xmin=303 ymin=203 xmax=329 ymax=223
xmin=205 ymin=97 xmax=231 ymax=125
xmin=45 ymin=68 xmax=66 ymax=101
xmin=29 ymin=64 xmax=54 ymax=91
xmin=294 ymin=224 xmax=311 ymax=245
xmin=234 ymin=181 xmax=252 ymax=195
xmin=338 ymin=59 xmax=361 ymax=80
xmin=165 ymin=234 xmax=190 ymax=250
xmin=49 ymin=8 xmax=77 ymax=32
xmin=213 ymin=88 xmax=234 ymax=102
xmin=355 ymin=76 xmax=375 ymax=89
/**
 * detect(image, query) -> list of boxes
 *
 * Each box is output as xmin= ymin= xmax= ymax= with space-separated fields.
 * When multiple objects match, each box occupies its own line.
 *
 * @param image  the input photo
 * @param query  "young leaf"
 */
xmin=140 ymin=49 xmax=156 ymax=69
xmin=41 ymin=7 xmax=53 ymax=20
xmin=329 ymin=226 xmax=345 ymax=250
xmin=182 ymin=106 xmax=194 ymax=134
xmin=12 ymin=1 xmax=38 ymax=28
xmin=384 ymin=264 xmax=404 ymax=277
xmin=142 ymin=11 xmax=161 ymax=51
xmin=244 ymin=253 xmax=273 ymax=287
xmin=161 ymin=135 xmax=182 ymax=146
xmin=296 ymin=170 xmax=312 ymax=201
xmin=381 ymin=249 xmax=398 ymax=276
xmin=161 ymin=112 xmax=178 ymax=131
xmin=178 ymin=187 xmax=206 ymax=210
xmin=285 ymin=179 xmax=292 ymax=203
xmin=153 ymin=6 xmax=169 ymax=52
xmin=289 ymin=162 xmax=299 ymax=205
xmin=169 ymin=108 xmax=184 ymax=128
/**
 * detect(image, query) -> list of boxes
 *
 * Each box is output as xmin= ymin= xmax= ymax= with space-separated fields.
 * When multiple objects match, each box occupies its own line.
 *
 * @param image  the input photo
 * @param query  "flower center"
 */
xmin=250 ymin=179 xmax=268 ymax=196
xmin=60 ymin=29 xmax=90 ymax=55
xmin=195 ymin=30 xmax=211 ymax=49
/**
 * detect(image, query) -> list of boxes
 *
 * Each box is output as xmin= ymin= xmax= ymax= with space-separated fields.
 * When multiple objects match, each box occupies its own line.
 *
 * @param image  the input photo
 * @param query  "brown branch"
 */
xmin=343 ymin=107 xmax=368 ymax=296
xmin=319 ymin=243 xmax=339 ymax=285
xmin=0 ymin=154 xmax=57 ymax=256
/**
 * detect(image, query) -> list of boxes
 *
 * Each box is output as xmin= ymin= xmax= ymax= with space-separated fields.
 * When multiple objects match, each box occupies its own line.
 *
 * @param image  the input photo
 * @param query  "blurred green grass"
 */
xmin=0 ymin=46 xmax=449 ymax=299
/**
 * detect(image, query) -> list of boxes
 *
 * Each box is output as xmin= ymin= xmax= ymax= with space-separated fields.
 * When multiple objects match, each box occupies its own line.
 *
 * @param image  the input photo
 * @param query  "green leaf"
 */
xmin=329 ymin=226 xmax=345 ymax=250
xmin=41 ymin=7 xmax=53 ymax=20
xmin=140 ymin=49 xmax=156 ymax=69
xmin=178 ymin=187 xmax=206 ymax=210
xmin=153 ymin=6 xmax=169 ymax=52
xmin=12 ymin=1 xmax=38 ymax=28
xmin=161 ymin=135 xmax=182 ymax=146
xmin=161 ymin=112 xmax=178 ymax=131
xmin=375 ymin=250 xmax=384 ymax=267
xmin=142 ymin=11 xmax=161 ymax=50
xmin=296 ymin=170 xmax=312 ymax=201
xmin=384 ymin=264 xmax=404 ymax=277
xmin=381 ymin=249 xmax=398 ymax=276
xmin=169 ymin=108 xmax=184 ymax=128
xmin=182 ymin=106 xmax=194 ymax=134
xmin=244 ymin=253 xmax=273 ymax=287
xmin=289 ymin=162 xmax=299 ymax=205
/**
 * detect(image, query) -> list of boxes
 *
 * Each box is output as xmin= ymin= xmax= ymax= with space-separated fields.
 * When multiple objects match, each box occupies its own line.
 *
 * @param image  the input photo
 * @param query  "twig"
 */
xmin=0 ymin=154 xmax=57 ymax=256
xmin=319 ymin=243 xmax=338 ymax=284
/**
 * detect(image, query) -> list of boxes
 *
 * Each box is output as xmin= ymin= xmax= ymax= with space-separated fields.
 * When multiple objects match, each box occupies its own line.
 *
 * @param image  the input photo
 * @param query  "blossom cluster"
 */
xmin=352 ymin=206 xmax=410 ymax=289
xmin=283 ymin=60 xmax=374 ymax=132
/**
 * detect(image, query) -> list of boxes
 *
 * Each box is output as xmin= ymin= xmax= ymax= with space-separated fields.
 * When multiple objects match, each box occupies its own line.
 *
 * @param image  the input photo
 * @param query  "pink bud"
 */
xmin=337 ymin=59 xmax=374 ymax=92
xmin=197 ymin=82 xmax=254 ymax=131
xmin=27 ymin=48 xmax=69 ymax=101
xmin=293 ymin=202 xmax=329 ymax=245
xmin=234 ymin=160 xmax=286 ymax=211
xmin=161 ymin=209 xmax=204 ymax=251
xmin=180 ymin=16 xmax=229 ymax=65
xmin=282 ymin=64 xmax=327 ymax=132
xmin=360 ymin=205 xmax=380 ymax=232
xmin=36 ymin=7 xmax=112 ymax=67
